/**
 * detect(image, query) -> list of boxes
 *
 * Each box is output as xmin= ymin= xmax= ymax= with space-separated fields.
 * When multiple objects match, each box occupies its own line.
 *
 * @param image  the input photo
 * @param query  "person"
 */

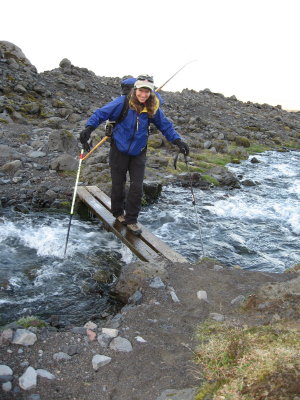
xmin=80 ymin=75 xmax=189 ymax=236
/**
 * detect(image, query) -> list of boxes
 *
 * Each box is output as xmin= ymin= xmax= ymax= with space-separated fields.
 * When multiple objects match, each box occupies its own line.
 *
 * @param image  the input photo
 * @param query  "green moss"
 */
xmin=202 ymin=175 xmax=220 ymax=186
xmin=17 ymin=315 xmax=47 ymax=328
xmin=194 ymin=322 xmax=300 ymax=399
xmin=0 ymin=118 xmax=9 ymax=124
xmin=235 ymin=136 xmax=251 ymax=148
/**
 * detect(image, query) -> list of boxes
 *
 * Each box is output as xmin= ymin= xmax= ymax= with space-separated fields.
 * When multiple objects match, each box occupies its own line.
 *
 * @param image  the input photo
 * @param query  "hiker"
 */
xmin=80 ymin=75 xmax=189 ymax=236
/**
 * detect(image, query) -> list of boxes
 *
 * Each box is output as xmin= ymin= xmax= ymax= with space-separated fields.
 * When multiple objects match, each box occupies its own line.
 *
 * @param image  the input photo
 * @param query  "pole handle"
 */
xmin=82 ymin=136 xmax=109 ymax=161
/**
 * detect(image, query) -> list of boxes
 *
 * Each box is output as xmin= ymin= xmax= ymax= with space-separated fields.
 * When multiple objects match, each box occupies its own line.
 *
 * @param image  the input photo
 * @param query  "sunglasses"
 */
xmin=137 ymin=75 xmax=154 ymax=83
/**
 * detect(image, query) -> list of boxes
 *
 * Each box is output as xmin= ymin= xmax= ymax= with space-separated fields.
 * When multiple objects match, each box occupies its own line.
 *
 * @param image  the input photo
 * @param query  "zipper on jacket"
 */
xmin=126 ymin=114 xmax=139 ymax=154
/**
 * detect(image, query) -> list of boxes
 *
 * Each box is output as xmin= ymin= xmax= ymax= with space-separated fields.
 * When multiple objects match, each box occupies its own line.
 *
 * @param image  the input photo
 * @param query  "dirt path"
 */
xmin=1 ymin=259 xmax=296 ymax=400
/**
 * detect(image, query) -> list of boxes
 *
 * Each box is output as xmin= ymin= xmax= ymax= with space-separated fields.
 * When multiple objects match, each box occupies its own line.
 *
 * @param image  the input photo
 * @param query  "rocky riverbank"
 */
xmin=1 ymin=258 xmax=299 ymax=400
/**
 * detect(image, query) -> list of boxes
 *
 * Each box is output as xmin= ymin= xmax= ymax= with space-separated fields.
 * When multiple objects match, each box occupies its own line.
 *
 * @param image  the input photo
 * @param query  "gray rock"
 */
xmin=209 ymin=312 xmax=225 ymax=322
xmin=149 ymin=277 xmax=165 ymax=288
xmin=97 ymin=333 xmax=112 ymax=348
xmin=49 ymin=154 xmax=78 ymax=171
xmin=92 ymin=355 xmax=112 ymax=371
xmin=0 ymin=159 xmax=22 ymax=173
xmin=0 ymin=365 xmax=13 ymax=376
xmin=102 ymin=328 xmax=119 ymax=338
xmin=12 ymin=329 xmax=37 ymax=346
xmin=53 ymin=352 xmax=72 ymax=361
xmin=18 ymin=366 xmax=37 ymax=390
xmin=231 ymin=295 xmax=246 ymax=306
xmin=2 ymin=381 xmax=12 ymax=392
xmin=128 ymin=290 xmax=143 ymax=305
xmin=109 ymin=336 xmax=133 ymax=352
xmin=197 ymin=290 xmax=208 ymax=301
xmin=36 ymin=369 xmax=55 ymax=380
xmin=27 ymin=150 xmax=46 ymax=158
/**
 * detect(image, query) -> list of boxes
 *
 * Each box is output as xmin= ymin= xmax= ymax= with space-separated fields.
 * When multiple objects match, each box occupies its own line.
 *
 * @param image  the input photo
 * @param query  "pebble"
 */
xmin=12 ymin=329 xmax=37 ymax=346
xmin=109 ymin=336 xmax=133 ymax=352
xmin=19 ymin=366 xmax=37 ymax=390
xmin=53 ymin=352 xmax=72 ymax=361
xmin=92 ymin=355 xmax=112 ymax=371
xmin=231 ymin=295 xmax=246 ymax=305
xmin=149 ymin=277 xmax=165 ymax=288
xmin=197 ymin=290 xmax=208 ymax=301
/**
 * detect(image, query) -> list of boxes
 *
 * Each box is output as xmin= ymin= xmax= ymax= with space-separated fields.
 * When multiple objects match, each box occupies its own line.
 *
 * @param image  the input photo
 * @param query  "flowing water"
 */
xmin=0 ymin=150 xmax=299 ymax=325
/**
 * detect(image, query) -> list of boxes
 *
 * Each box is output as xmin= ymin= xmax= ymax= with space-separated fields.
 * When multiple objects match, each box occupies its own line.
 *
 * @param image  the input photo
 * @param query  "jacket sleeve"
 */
xmin=151 ymin=108 xmax=181 ymax=143
xmin=85 ymin=96 xmax=125 ymax=128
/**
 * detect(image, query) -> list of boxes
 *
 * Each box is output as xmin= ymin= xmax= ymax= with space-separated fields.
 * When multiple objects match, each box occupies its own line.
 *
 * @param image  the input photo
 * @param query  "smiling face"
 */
xmin=135 ymin=87 xmax=151 ymax=103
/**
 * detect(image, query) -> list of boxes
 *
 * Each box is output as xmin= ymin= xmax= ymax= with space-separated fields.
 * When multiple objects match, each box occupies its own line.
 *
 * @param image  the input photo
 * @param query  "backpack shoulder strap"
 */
xmin=115 ymin=94 xmax=130 ymax=125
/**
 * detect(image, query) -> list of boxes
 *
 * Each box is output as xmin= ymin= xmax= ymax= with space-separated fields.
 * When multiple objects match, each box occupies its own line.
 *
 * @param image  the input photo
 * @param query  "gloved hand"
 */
xmin=173 ymin=139 xmax=190 ymax=156
xmin=80 ymin=126 xmax=95 ymax=152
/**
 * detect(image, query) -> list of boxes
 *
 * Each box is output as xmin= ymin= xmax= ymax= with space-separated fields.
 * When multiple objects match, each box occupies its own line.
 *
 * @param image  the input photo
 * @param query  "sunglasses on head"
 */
xmin=137 ymin=75 xmax=154 ymax=83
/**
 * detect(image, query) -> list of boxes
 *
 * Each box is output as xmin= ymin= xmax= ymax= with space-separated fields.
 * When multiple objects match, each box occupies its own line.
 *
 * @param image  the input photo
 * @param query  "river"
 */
xmin=1 ymin=150 xmax=299 ymax=325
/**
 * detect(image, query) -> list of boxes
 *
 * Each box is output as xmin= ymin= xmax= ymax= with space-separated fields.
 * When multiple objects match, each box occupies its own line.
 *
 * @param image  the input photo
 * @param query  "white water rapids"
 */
xmin=0 ymin=150 xmax=299 ymax=324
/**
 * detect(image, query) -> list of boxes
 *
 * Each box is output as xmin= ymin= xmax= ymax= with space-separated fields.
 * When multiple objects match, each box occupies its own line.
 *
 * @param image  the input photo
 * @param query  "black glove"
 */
xmin=80 ymin=126 xmax=95 ymax=152
xmin=173 ymin=139 xmax=190 ymax=156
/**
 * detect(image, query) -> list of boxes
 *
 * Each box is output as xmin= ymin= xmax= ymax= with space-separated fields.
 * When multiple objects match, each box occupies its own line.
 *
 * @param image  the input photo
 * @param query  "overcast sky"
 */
xmin=2 ymin=0 xmax=300 ymax=110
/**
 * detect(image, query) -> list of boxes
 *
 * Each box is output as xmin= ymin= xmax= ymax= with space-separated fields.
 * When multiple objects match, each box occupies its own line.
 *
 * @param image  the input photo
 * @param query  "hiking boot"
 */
xmin=127 ymin=223 xmax=142 ymax=236
xmin=116 ymin=215 xmax=126 ymax=224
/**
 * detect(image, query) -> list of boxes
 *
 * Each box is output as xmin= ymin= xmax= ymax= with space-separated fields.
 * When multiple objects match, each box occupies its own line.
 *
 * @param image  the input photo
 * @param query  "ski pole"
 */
xmin=63 ymin=148 xmax=84 ymax=257
xmin=82 ymin=135 xmax=109 ymax=161
xmin=174 ymin=152 xmax=205 ymax=257
xmin=156 ymin=60 xmax=197 ymax=92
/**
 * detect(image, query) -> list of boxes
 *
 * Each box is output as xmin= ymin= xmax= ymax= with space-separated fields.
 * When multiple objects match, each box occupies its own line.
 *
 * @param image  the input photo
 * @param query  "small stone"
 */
xmin=197 ymin=290 xmax=208 ymax=301
xmin=149 ymin=277 xmax=165 ymax=288
xmin=53 ymin=352 xmax=72 ymax=361
xmin=170 ymin=290 xmax=180 ymax=303
xmin=231 ymin=295 xmax=245 ymax=306
xmin=102 ymin=328 xmax=119 ymax=338
xmin=97 ymin=333 xmax=112 ymax=348
xmin=209 ymin=313 xmax=225 ymax=322
xmin=0 ymin=365 xmax=13 ymax=376
xmin=2 ymin=381 xmax=12 ymax=392
xmin=12 ymin=329 xmax=37 ymax=346
xmin=135 ymin=336 xmax=147 ymax=343
xmin=109 ymin=337 xmax=133 ymax=352
xmin=18 ymin=366 xmax=37 ymax=390
xmin=36 ymin=369 xmax=55 ymax=380
xmin=92 ymin=355 xmax=112 ymax=371
xmin=84 ymin=321 xmax=98 ymax=330
xmin=213 ymin=264 xmax=224 ymax=271
xmin=86 ymin=329 xmax=97 ymax=341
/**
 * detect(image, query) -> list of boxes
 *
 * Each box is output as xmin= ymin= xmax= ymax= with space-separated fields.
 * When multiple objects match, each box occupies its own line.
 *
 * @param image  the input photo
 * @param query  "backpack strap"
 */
xmin=115 ymin=94 xmax=130 ymax=125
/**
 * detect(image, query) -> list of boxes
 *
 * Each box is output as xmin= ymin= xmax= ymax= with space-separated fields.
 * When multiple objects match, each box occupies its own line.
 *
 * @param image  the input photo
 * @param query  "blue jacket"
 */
xmin=86 ymin=95 xmax=180 ymax=156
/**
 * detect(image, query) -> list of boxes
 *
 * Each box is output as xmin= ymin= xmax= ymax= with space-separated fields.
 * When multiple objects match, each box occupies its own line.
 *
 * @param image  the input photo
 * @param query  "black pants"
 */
xmin=109 ymin=143 xmax=146 ymax=224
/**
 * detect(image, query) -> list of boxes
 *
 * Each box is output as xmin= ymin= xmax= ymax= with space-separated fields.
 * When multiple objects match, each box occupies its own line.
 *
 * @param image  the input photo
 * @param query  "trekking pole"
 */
xmin=174 ymin=152 xmax=205 ymax=257
xmin=156 ymin=60 xmax=197 ymax=92
xmin=82 ymin=135 xmax=109 ymax=161
xmin=63 ymin=148 xmax=84 ymax=257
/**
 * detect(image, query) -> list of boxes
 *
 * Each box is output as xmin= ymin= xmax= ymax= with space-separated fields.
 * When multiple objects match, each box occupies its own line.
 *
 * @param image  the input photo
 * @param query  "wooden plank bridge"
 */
xmin=76 ymin=186 xmax=188 ymax=263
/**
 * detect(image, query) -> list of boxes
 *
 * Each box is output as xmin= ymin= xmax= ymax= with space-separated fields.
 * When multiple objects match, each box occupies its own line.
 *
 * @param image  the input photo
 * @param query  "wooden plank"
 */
xmin=85 ymin=185 xmax=188 ymax=263
xmin=77 ymin=187 xmax=159 ymax=262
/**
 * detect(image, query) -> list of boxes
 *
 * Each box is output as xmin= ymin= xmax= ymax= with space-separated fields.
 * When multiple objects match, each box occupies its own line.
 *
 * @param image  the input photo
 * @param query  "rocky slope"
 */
xmin=1 ymin=40 xmax=299 ymax=211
